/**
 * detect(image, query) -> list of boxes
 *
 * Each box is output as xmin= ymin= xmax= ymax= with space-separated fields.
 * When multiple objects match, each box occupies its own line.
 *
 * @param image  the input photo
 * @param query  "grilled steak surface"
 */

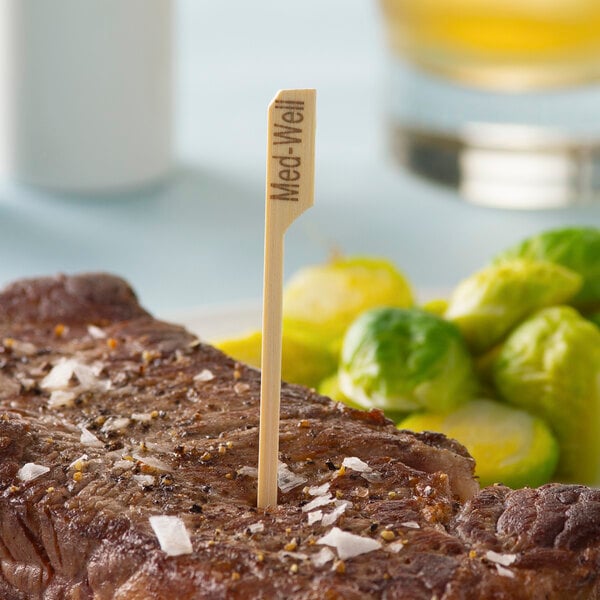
xmin=0 ymin=274 xmax=599 ymax=599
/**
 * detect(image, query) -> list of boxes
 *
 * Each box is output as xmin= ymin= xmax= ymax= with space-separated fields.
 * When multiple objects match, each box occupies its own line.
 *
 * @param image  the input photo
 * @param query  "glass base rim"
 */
xmin=390 ymin=122 xmax=600 ymax=210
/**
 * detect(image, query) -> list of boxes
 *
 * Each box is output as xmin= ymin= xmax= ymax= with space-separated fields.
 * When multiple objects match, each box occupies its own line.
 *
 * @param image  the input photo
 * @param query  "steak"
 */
xmin=0 ymin=273 xmax=599 ymax=599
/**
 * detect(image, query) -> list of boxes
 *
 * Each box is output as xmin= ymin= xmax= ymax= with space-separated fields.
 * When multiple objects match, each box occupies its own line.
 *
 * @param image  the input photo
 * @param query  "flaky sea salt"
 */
xmin=316 ymin=527 xmax=381 ymax=560
xmin=400 ymin=521 xmax=420 ymax=529
xmin=4 ymin=338 xmax=37 ymax=355
xmin=385 ymin=540 xmax=405 ymax=554
xmin=307 ymin=510 xmax=323 ymax=525
xmin=485 ymin=551 xmax=517 ymax=567
xmin=237 ymin=466 xmax=258 ymax=478
xmin=302 ymin=493 xmax=335 ymax=512
xmin=321 ymin=501 xmax=351 ymax=527
xmin=149 ymin=516 xmax=193 ymax=557
xmin=311 ymin=546 xmax=335 ymax=567
xmin=101 ymin=417 xmax=131 ymax=433
xmin=133 ymin=474 xmax=155 ymax=487
xmin=80 ymin=427 xmax=104 ymax=448
xmin=42 ymin=358 xmax=109 ymax=392
xmin=277 ymin=462 xmax=307 ymax=493
xmin=194 ymin=369 xmax=214 ymax=383
xmin=131 ymin=413 xmax=153 ymax=423
xmin=496 ymin=564 xmax=515 ymax=579
xmin=247 ymin=521 xmax=264 ymax=534
xmin=307 ymin=483 xmax=330 ymax=496
xmin=41 ymin=359 xmax=75 ymax=390
xmin=132 ymin=453 xmax=170 ymax=472
xmin=87 ymin=325 xmax=107 ymax=339
xmin=68 ymin=454 xmax=88 ymax=470
xmin=340 ymin=456 xmax=381 ymax=482
xmin=342 ymin=457 xmax=372 ymax=472
xmin=233 ymin=382 xmax=251 ymax=394
xmin=17 ymin=463 xmax=50 ymax=482
xmin=48 ymin=390 xmax=76 ymax=408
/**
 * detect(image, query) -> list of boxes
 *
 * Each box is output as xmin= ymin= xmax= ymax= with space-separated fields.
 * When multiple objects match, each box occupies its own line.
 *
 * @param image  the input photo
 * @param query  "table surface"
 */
xmin=1 ymin=0 xmax=599 ymax=319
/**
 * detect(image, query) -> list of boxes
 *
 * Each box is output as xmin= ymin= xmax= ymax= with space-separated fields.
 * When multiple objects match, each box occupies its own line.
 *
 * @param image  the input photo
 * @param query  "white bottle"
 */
xmin=6 ymin=0 xmax=173 ymax=193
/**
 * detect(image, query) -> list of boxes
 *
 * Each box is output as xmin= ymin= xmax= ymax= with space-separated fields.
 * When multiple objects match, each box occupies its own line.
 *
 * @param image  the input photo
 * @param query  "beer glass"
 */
xmin=379 ymin=0 xmax=600 ymax=208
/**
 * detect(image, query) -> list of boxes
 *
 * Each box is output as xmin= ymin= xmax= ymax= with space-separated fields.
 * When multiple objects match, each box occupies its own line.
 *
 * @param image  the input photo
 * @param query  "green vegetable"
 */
xmin=215 ymin=328 xmax=337 ymax=389
xmin=320 ymin=373 xmax=410 ymax=422
xmin=318 ymin=373 xmax=351 ymax=404
xmin=585 ymin=310 xmax=600 ymax=329
xmin=320 ymin=373 xmax=409 ymax=422
xmin=282 ymin=256 xmax=413 ymax=349
xmin=494 ymin=306 xmax=600 ymax=485
xmin=445 ymin=259 xmax=581 ymax=353
xmin=495 ymin=227 xmax=600 ymax=309
xmin=421 ymin=298 xmax=448 ymax=317
xmin=339 ymin=307 xmax=477 ymax=414
xmin=400 ymin=399 xmax=559 ymax=489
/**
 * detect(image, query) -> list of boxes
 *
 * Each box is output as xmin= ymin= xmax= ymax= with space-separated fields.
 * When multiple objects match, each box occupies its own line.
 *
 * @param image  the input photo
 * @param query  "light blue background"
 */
xmin=1 ymin=0 xmax=599 ymax=315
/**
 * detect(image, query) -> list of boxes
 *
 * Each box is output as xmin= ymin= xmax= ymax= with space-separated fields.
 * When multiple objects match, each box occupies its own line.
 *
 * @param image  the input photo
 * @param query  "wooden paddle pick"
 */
xmin=257 ymin=89 xmax=316 ymax=508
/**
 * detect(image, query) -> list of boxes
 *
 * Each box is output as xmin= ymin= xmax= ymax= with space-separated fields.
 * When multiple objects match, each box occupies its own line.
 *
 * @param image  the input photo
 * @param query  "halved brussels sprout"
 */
xmin=319 ymin=373 xmax=409 ymax=422
xmin=495 ymin=227 xmax=600 ymax=309
xmin=282 ymin=256 xmax=413 ymax=349
xmin=215 ymin=328 xmax=337 ymax=389
xmin=494 ymin=305 xmax=600 ymax=485
xmin=421 ymin=298 xmax=448 ymax=317
xmin=339 ymin=307 xmax=477 ymax=415
xmin=215 ymin=331 xmax=262 ymax=369
xmin=445 ymin=259 xmax=581 ymax=353
xmin=318 ymin=373 xmax=351 ymax=404
xmin=585 ymin=310 xmax=600 ymax=329
xmin=400 ymin=399 xmax=559 ymax=489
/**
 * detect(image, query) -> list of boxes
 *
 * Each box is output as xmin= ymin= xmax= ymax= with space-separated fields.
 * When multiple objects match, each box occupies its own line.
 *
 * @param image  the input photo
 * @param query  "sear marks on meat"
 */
xmin=0 ymin=273 xmax=597 ymax=599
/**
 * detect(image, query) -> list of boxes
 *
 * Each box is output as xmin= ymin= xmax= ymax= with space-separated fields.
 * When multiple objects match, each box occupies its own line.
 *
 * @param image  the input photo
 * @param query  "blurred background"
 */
xmin=0 ymin=0 xmax=599 ymax=319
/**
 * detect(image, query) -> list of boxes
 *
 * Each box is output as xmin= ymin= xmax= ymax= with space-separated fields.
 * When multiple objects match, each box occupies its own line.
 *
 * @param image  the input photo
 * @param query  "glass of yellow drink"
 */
xmin=379 ymin=0 xmax=600 ymax=207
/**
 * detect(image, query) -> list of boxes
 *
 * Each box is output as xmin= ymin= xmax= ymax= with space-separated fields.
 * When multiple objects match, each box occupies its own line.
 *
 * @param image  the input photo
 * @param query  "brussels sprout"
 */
xmin=339 ymin=307 xmax=477 ymax=414
xmin=319 ymin=373 xmax=410 ymax=422
xmin=215 ymin=331 xmax=262 ymax=369
xmin=494 ymin=306 xmax=600 ymax=485
xmin=283 ymin=256 xmax=413 ymax=349
xmin=585 ymin=310 xmax=600 ymax=329
xmin=215 ymin=328 xmax=337 ymax=389
xmin=421 ymin=298 xmax=448 ymax=317
xmin=400 ymin=399 xmax=559 ymax=489
xmin=445 ymin=259 xmax=581 ymax=353
xmin=495 ymin=227 xmax=600 ymax=309
xmin=318 ymin=373 xmax=352 ymax=404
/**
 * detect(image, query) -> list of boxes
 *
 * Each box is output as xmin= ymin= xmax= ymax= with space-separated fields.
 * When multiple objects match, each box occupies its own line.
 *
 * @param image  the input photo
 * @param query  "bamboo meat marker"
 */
xmin=257 ymin=89 xmax=317 ymax=508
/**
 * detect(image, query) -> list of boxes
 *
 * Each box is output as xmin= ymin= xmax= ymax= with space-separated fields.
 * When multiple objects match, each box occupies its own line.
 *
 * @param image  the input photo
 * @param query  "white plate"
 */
xmin=161 ymin=300 xmax=262 ymax=342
